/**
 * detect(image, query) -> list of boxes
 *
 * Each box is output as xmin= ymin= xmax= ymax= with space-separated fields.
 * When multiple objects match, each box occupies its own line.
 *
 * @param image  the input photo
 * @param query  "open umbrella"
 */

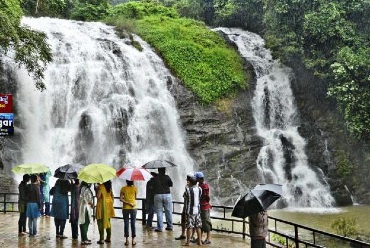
xmin=116 ymin=167 xmax=152 ymax=181
xmin=142 ymin=160 xmax=177 ymax=169
xmin=232 ymin=183 xmax=283 ymax=218
xmin=12 ymin=163 xmax=49 ymax=174
xmin=77 ymin=163 xmax=116 ymax=183
xmin=54 ymin=163 xmax=84 ymax=179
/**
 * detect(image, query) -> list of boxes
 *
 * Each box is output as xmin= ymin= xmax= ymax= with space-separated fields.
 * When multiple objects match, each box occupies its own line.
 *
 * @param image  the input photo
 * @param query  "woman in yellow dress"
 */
xmin=95 ymin=180 xmax=115 ymax=244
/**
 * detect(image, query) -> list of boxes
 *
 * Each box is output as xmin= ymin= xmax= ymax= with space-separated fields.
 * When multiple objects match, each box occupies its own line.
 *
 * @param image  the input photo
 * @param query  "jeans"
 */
xmin=154 ymin=194 xmax=173 ymax=230
xmin=146 ymin=205 xmax=154 ymax=227
xmin=43 ymin=202 xmax=50 ymax=216
xmin=28 ymin=217 xmax=38 ymax=235
xmin=122 ymin=209 xmax=137 ymax=237
xmin=251 ymin=239 xmax=266 ymax=248
xmin=71 ymin=219 xmax=79 ymax=239
xmin=18 ymin=211 xmax=27 ymax=233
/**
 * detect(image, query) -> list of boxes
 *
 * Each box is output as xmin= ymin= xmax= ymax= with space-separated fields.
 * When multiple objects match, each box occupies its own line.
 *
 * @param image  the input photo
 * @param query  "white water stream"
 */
xmin=9 ymin=17 xmax=194 ymax=199
xmin=216 ymin=28 xmax=335 ymax=208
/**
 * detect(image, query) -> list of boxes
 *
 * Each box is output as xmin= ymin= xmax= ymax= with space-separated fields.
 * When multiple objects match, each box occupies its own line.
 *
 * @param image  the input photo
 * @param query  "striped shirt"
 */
xmin=184 ymin=185 xmax=202 ymax=215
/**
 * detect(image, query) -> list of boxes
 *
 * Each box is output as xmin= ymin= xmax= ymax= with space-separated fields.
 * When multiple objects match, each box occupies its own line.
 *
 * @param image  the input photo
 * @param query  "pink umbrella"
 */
xmin=116 ymin=167 xmax=152 ymax=181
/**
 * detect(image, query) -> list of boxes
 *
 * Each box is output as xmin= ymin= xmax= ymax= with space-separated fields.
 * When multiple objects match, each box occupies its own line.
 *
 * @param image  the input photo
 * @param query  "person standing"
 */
xmin=79 ymin=181 xmax=94 ymax=245
xmin=195 ymin=171 xmax=212 ymax=244
xmin=95 ymin=180 xmax=115 ymax=244
xmin=18 ymin=174 xmax=30 ymax=235
xmin=145 ymin=172 xmax=157 ymax=229
xmin=249 ymin=211 xmax=268 ymax=248
xmin=120 ymin=180 xmax=138 ymax=246
xmin=39 ymin=170 xmax=51 ymax=217
xmin=70 ymin=179 xmax=80 ymax=240
xmin=153 ymin=167 xmax=173 ymax=232
xmin=175 ymin=181 xmax=189 ymax=241
xmin=50 ymin=179 xmax=71 ymax=239
xmin=183 ymin=174 xmax=202 ymax=246
xmin=25 ymin=174 xmax=41 ymax=236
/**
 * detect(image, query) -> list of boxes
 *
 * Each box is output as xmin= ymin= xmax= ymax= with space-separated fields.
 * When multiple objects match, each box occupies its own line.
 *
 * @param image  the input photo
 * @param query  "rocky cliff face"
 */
xmin=168 ymin=74 xmax=266 ymax=206
xmin=288 ymin=60 xmax=370 ymax=206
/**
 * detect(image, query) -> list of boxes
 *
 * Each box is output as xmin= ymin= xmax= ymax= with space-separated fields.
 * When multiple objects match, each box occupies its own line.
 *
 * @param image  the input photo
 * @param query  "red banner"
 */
xmin=0 ymin=94 xmax=13 ymax=113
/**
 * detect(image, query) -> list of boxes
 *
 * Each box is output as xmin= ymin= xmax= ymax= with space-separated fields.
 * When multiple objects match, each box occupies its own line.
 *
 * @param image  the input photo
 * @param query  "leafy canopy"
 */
xmin=0 ymin=0 xmax=52 ymax=90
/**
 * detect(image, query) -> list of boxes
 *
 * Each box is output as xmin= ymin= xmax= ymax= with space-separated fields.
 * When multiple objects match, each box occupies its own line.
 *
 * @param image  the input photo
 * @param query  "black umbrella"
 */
xmin=54 ymin=163 xmax=84 ymax=179
xmin=232 ymin=183 xmax=283 ymax=218
xmin=142 ymin=160 xmax=177 ymax=169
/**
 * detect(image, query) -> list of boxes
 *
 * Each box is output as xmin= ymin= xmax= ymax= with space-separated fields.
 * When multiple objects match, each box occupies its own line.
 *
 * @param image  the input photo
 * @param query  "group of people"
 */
xmin=17 ymin=173 xmax=110 ymax=245
xmin=17 ymin=168 xmax=216 ymax=246
xmin=144 ymin=169 xmax=213 ymax=246
xmin=18 ymin=172 xmax=51 ymax=236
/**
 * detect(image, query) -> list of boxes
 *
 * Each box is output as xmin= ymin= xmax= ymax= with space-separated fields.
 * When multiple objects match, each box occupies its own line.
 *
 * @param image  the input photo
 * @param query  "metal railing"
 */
xmin=2 ymin=192 xmax=369 ymax=248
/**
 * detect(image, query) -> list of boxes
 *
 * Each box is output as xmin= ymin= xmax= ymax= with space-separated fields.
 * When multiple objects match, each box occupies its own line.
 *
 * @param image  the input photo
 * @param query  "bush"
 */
xmin=331 ymin=217 xmax=358 ymax=237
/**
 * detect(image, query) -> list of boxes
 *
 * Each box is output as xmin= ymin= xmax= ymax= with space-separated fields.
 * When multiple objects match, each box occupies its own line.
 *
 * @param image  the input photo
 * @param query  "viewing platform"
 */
xmin=0 ymin=212 xmax=250 ymax=248
xmin=2 ymin=192 xmax=370 ymax=248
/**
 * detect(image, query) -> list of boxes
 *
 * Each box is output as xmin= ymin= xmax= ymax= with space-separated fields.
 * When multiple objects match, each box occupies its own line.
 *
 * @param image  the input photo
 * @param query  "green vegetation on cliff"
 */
xmin=105 ymin=1 xmax=248 ymax=103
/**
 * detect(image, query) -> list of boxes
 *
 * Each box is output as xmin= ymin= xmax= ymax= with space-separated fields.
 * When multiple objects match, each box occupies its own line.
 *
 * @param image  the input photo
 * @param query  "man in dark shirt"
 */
xmin=145 ymin=172 xmax=157 ymax=229
xmin=153 ymin=168 xmax=173 ymax=232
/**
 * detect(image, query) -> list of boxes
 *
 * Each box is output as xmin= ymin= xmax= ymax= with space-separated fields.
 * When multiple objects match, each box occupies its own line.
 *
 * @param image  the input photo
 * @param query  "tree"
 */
xmin=71 ymin=0 xmax=110 ymax=21
xmin=22 ymin=0 xmax=75 ymax=18
xmin=328 ymin=47 xmax=370 ymax=139
xmin=0 ymin=0 xmax=52 ymax=90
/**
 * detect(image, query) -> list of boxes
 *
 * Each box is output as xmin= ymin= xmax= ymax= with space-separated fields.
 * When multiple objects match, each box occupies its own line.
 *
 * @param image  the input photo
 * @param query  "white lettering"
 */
xmin=0 ymin=120 xmax=13 ymax=128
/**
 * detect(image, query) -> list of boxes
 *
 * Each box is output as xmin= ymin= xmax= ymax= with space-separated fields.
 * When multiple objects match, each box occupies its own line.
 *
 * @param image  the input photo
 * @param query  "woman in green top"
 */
xmin=120 ymin=180 xmax=138 ymax=246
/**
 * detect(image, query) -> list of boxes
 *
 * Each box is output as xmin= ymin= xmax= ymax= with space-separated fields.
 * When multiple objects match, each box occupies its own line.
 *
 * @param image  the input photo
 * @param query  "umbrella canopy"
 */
xmin=77 ymin=163 xmax=116 ymax=183
xmin=142 ymin=160 xmax=177 ymax=169
xmin=116 ymin=167 xmax=152 ymax=181
xmin=232 ymin=183 xmax=283 ymax=218
xmin=54 ymin=163 xmax=84 ymax=179
xmin=12 ymin=163 xmax=49 ymax=174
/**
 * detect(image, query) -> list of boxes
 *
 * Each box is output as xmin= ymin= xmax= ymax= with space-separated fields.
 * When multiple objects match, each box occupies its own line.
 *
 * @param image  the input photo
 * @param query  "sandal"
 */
xmin=104 ymin=239 xmax=111 ymax=243
xmin=124 ymin=240 xmax=129 ymax=246
xmin=203 ymin=240 xmax=211 ymax=244
xmin=132 ymin=241 xmax=137 ymax=246
xmin=97 ymin=240 xmax=104 ymax=244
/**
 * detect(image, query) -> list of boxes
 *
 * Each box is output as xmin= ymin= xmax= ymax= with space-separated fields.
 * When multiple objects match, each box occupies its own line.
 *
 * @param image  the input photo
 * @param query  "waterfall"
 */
xmin=7 ymin=17 xmax=194 ymax=199
xmin=216 ymin=28 xmax=335 ymax=208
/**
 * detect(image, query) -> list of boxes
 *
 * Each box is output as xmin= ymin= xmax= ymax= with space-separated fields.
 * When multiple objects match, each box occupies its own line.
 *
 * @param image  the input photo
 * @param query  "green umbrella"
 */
xmin=12 ymin=163 xmax=49 ymax=174
xmin=77 ymin=163 xmax=116 ymax=183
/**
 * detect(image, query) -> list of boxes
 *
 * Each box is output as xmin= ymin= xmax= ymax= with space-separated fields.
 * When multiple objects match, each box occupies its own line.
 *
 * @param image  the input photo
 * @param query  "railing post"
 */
xmin=3 ymin=193 xmax=6 ymax=213
xmin=242 ymin=218 xmax=246 ymax=239
xmin=294 ymin=225 xmax=299 ymax=248
xmin=142 ymin=199 xmax=146 ymax=225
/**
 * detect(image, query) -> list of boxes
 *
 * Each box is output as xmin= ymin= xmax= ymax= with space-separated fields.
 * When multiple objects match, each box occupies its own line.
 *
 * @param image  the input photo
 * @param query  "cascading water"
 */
xmin=7 ymin=17 xmax=194 ymax=199
xmin=216 ymin=28 xmax=335 ymax=208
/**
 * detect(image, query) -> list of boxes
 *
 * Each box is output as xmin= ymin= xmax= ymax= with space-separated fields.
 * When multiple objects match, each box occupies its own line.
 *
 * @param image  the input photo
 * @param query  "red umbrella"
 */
xmin=116 ymin=167 xmax=152 ymax=181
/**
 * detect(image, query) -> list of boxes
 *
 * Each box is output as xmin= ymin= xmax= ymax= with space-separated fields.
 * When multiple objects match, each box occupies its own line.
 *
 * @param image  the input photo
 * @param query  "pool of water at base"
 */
xmin=269 ymin=204 xmax=370 ymax=238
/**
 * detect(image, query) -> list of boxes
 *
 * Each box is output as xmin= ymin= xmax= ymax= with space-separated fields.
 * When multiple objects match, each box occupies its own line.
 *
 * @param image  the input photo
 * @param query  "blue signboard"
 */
xmin=0 ymin=113 xmax=14 ymax=136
